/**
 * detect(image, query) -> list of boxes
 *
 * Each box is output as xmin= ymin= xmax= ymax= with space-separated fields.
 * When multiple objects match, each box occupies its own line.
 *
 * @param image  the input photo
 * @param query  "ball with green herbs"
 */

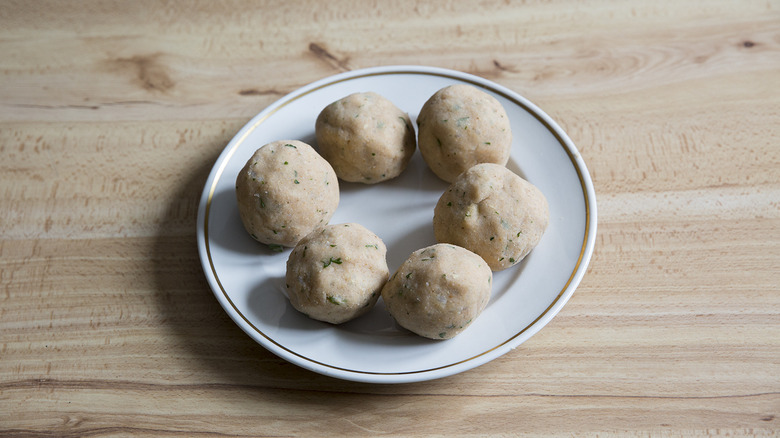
xmin=235 ymin=140 xmax=339 ymax=248
xmin=285 ymin=223 xmax=389 ymax=324
xmin=417 ymin=84 xmax=512 ymax=182
xmin=315 ymin=91 xmax=416 ymax=183
xmin=381 ymin=243 xmax=492 ymax=340
xmin=433 ymin=163 xmax=549 ymax=271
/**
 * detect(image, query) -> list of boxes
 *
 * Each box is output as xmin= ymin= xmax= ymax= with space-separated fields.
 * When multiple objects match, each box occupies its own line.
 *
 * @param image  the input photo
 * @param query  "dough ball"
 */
xmin=433 ymin=163 xmax=549 ymax=271
xmin=417 ymin=84 xmax=512 ymax=182
xmin=285 ymin=223 xmax=389 ymax=324
xmin=235 ymin=140 xmax=339 ymax=247
xmin=381 ymin=244 xmax=492 ymax=340
xmin=315 ymin=92 xmax=416 ymax=184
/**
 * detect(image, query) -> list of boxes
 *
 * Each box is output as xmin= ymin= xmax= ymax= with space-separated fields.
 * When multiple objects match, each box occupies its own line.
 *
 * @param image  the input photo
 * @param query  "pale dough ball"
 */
xmin=315 ymin=92 xmax=416 ymax=183
xmin=381 ymin=244 xmax=492 ymax=340
xmin=417 ymin=84 xmax=512 ymax=182
xmin=433 ymin=163 xmax=549 ymax=271
xmin=285 ymin=223 xmax=389 ymax=324
xmin=235 ymin=140 xmax=339 ymax=247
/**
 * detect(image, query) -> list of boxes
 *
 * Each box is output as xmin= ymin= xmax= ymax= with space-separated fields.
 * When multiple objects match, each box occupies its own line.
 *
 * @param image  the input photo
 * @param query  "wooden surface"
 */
xmin=2 ymin=1 xmax=779 ymax=436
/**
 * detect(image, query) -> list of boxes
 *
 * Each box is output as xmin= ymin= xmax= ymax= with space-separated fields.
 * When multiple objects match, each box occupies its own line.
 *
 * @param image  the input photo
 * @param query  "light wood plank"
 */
xmin=1 ymin=0 xmax=778 ymax=436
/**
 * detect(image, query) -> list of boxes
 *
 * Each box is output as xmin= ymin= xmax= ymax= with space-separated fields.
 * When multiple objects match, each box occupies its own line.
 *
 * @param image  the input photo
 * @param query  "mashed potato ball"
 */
xmin=285 ymin=223 xmax=389 ymax=324
xmin=315 ymin=92 xmax=416 ymax=183
xmin=417 ymin=84 xmax=512 ymax=182
xmin=433 ymin=163 xmax=549 ymax=271
xmin=381 ymin=244 xmax=492 ymax=340
xmin=235 ymin=140 xmax=339 ymax=247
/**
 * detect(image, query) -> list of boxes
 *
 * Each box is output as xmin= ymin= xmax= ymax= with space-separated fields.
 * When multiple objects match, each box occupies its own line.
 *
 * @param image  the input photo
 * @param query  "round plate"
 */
xmin=196 ymin=65 xmax=597 ymax=383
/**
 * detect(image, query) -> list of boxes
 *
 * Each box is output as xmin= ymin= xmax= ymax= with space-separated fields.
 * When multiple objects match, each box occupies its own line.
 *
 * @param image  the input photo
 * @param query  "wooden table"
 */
xmin=2 ymin=1 xmax=778 ymax=436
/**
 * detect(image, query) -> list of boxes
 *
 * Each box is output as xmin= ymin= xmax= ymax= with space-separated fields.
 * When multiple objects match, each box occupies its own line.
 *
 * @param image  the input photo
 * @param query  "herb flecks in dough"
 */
xmin=327 ymin=295 xmax=346 ymax=305
xmin=322 ymin=257 xmax=343 ymax=268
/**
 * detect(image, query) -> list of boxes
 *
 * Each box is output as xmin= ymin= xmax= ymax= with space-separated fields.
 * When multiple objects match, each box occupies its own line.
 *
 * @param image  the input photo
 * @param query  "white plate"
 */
xmin=196 ymin=65 xmax=597 ymax=383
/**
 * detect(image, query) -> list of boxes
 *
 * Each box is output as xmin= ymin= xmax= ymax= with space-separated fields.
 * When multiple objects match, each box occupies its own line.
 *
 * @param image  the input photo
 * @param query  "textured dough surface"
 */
xmin=315 ymin=92 xmax=416 ymax=183
xmin=417 ymin=84 xmax=512 ymax=182
xmin=235 ymin=140 xmax=339 ymax=247
xmin=433 ymin=163 xmax=549 ymax=271
xmin=381 ymin=244 xmax=492 ymax=340
xmin=286 ymin=223 xmax=389 ymax=324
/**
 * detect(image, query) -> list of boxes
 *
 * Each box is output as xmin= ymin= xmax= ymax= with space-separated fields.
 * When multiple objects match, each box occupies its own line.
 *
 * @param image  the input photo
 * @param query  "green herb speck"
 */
xmin=327 ymin=295 xmax=345 ymax=305
xmin=323 ymin=257 xmax=343 ymax=268
xmin=268 ymin=244 xmax=284 ymax=253
xmin=284 ymin=143 xmax=297 ymax=148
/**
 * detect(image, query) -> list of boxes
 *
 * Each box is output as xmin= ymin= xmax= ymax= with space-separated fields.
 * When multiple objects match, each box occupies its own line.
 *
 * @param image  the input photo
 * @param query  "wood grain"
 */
xmin=1 ymin=0 xmax=779 ymax=436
